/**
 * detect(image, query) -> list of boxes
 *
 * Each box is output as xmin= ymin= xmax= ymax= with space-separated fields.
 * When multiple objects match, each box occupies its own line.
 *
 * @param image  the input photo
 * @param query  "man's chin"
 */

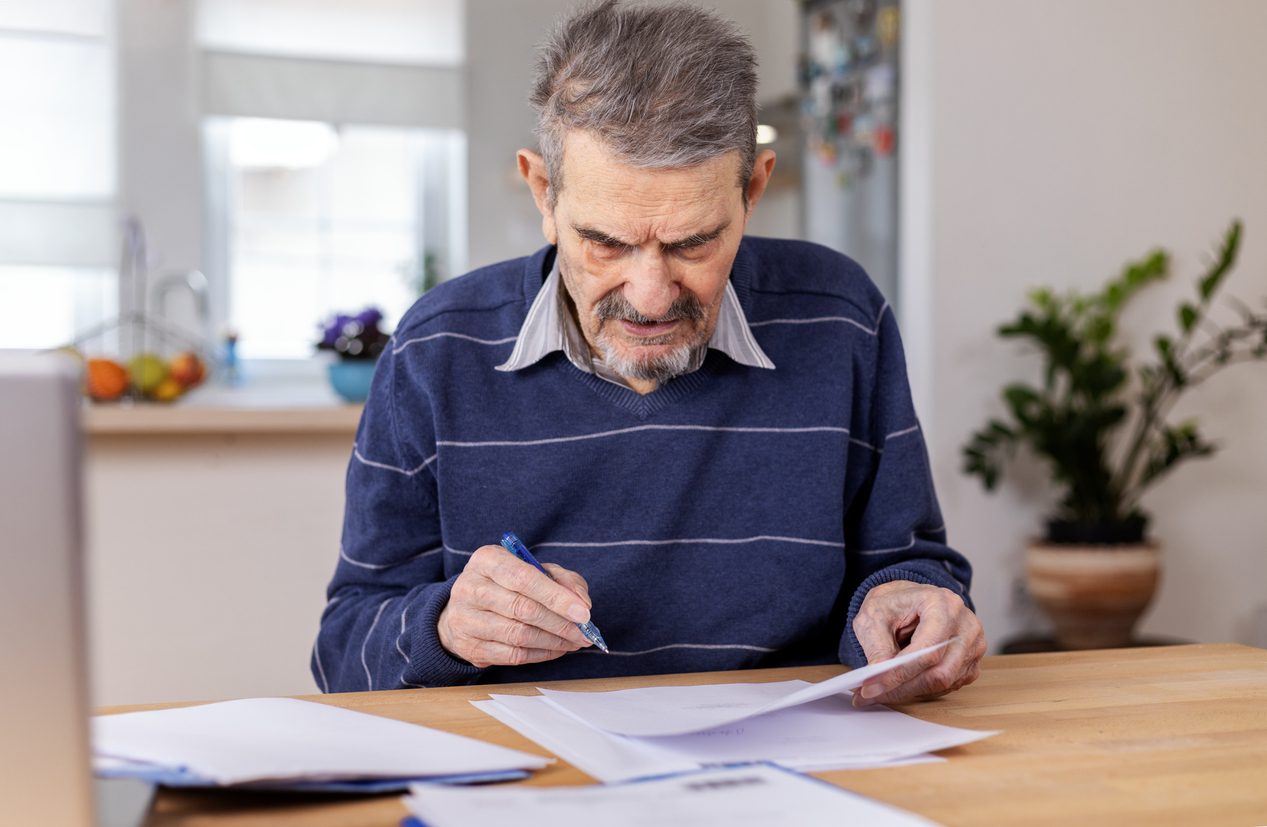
xmin=601 ymin=340 xmax=700 ymax=382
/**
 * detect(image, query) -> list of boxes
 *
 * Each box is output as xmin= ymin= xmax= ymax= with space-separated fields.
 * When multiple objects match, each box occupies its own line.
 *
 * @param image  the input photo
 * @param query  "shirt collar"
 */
xmin=495 ymin=258 xmax=775 ymax=383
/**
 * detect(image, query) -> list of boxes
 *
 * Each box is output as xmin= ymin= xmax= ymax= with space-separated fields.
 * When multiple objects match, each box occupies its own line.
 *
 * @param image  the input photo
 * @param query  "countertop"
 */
xmin=83 ymin=380 xmax=363 ymax=435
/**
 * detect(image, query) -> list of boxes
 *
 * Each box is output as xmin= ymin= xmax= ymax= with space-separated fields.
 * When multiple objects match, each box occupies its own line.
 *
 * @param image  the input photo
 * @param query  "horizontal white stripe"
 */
xmin=581 ymin=642 xmax=779 ymax=656
xmin=886 ymin=424 xmax=921 ymax=440
xmin=851 ymin=422 xmax=922 ymax=455
xmin=749 ymin=315 xmax=878 ymax=336
xmin=852 ymin=536 xmax=917 ymax=556
xmin=340 ymin=545 xmax=444 ymax=570
xmin=353 ymin=447 xmax=436 ymax=477
xmin=438 ymin=424 xmax=850 ymax=449
xmin=391 ymin=331 xmax=517 ymax=355
xmin=534 ymin=535 xmax=841 ymax=550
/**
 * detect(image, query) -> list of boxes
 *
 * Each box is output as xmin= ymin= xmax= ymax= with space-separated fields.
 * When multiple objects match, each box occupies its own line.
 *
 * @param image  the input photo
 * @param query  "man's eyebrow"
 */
xmin=571 ymin=222 xmax=730 ymax=249
xmin=573 ymin=226 xmax=630 ymax=247
xmin=663 ymin=222 xmax=730 ymax=249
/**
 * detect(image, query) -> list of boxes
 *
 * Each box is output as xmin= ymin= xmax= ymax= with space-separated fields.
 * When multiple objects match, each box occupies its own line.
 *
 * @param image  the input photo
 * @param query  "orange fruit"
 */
xmin=151 ymin=377 xmax=184 ymax=403
xmin=85 ymin=358 xmax=129 ymax=402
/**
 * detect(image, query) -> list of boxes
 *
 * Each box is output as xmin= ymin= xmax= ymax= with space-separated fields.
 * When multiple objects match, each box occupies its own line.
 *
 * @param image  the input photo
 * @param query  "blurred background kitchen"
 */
xmin=3 ymin=0 xmax=1264 ymax=706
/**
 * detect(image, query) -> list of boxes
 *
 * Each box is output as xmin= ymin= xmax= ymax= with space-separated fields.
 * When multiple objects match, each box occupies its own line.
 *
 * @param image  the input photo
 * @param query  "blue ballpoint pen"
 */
xmin=500 ymin=531 xmax=609 ymax=653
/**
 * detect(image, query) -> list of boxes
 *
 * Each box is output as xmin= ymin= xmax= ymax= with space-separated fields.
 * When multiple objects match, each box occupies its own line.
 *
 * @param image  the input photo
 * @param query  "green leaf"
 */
xmin=1154 ymin=335 xmax=1172 ymax=360
xmin=1179 ymin=303 xmax=1198 ymax=333
xmin=988 ymin=420 xmax=1015 ymax=440
xmin=1104 ymin=283 xmax=1124 ymax=311
xmin=1198 ymin=220 xmax=1242 ymax=301
xmin=1003 ymin=384 xmax=1040 ymax=422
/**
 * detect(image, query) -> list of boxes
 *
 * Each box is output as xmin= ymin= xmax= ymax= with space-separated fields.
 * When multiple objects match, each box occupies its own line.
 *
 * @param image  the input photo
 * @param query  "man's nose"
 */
xmin=622 ymin=253 xmax=678 ymax=319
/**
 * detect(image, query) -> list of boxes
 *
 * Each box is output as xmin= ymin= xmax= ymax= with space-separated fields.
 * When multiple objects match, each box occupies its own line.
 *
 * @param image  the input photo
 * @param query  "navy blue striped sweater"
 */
xmin=313 ymin=238 xmax=973 ymax=692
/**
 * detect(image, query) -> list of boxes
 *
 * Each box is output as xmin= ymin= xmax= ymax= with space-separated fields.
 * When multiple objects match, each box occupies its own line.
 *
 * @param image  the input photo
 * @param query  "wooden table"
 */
xmin=111 ymin=644 xmax=1267 ymax=827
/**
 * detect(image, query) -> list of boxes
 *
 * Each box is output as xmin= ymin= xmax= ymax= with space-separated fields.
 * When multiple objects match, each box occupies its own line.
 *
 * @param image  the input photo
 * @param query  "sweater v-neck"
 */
xmin=554 ymin=353 xmax=716 ymax=419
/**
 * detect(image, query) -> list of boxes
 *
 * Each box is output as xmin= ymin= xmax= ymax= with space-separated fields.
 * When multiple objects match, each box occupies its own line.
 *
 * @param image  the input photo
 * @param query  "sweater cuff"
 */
xmin=407 ymin=575 xmax=488 ymax=687
xmin=841 ymin=568 xmax=947 ymax=668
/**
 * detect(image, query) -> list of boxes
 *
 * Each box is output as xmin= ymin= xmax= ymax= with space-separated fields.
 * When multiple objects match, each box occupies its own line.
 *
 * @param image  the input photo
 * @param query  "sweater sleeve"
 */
xmin=311 ymin=345 xmax=484 ymax=692
xmin=837 ymin=307 xmax=975 ymax=668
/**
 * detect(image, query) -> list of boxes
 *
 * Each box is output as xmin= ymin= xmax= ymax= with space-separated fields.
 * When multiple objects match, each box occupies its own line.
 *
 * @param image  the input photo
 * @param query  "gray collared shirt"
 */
xmin=495 ymin=260 xmax=775 ymax=388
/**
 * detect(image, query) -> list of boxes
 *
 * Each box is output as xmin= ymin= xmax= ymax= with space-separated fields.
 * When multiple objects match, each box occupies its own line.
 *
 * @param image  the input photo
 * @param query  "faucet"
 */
xmin=152 ymin=270 xmax=212 ymax=347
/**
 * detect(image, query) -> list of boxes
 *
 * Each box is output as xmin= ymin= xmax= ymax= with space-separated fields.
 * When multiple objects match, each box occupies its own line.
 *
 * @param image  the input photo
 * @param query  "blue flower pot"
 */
xmin=327 ymin=360 xmax=377 ymax=403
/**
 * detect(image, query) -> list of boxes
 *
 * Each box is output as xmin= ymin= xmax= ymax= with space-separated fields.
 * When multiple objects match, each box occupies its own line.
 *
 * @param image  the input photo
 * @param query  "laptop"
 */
xmin=0 ymin=353 xmax=152 ymax=826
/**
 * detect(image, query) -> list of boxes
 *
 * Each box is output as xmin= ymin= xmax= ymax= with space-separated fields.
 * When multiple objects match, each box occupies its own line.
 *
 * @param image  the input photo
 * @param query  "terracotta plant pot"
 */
xmin=1025 ymin=542 xmax=1161 ymax=650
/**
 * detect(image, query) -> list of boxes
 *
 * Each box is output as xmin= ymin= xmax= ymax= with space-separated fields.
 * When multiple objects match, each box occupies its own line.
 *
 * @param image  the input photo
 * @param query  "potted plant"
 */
xmin=963 ymin=220 xmax=1267 ymax=649
xmin=317 ymin=307 xmax=391 ymax=403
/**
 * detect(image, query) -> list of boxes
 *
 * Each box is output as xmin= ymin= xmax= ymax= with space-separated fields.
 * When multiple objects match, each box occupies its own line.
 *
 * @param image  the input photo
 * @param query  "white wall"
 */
xmin=902 ymin=0 xmax=1267 ymax=649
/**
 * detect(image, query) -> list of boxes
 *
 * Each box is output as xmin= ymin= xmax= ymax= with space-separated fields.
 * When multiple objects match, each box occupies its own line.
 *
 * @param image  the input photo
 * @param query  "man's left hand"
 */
xmin=851 ymin=580 xmax=986 ymax=707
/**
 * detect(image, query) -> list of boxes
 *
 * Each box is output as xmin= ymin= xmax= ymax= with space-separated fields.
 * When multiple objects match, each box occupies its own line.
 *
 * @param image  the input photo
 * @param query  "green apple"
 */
xmin=128 ymin=353 xmax=169 ymax=396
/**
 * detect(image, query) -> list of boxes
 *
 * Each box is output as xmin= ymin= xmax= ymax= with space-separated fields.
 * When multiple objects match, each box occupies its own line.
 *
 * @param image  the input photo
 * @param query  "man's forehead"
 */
xmin=556 ymin=133 xmax=744 ymax=239
xmin=558 ymin=131 xmax=743 ymax=190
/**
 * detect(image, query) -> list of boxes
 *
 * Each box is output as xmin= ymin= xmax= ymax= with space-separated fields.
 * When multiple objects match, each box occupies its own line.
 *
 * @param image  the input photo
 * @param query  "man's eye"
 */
xmin=670 ymin=240 xmax=712 ymax=257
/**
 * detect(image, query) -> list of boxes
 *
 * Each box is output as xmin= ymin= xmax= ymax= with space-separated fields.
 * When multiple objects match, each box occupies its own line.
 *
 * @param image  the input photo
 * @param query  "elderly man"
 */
xmin=314 ymin=0 xmax=985 ymax=706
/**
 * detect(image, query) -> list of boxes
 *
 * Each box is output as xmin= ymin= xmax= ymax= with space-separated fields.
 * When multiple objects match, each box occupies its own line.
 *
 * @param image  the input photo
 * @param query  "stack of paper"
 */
xmin=404 ymin=763 xmax=942 ymax=826
xmin=93 ymin=697 xmax=552 ymax=792
xmin=474 ymin=643 xmax=996 ymax=782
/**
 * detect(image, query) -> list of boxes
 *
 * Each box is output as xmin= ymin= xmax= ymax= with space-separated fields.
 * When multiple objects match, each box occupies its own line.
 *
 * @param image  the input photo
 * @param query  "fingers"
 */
xmin=436 ymin=544 xmax=596 ymax=668
xmin=544 ymin=563 xmax=591 ymax=608
xmin=852 ymin=581 xmax=987 ymax=707
xmin=484 ymin=549 xmax=592 ymax=625
xmin=866 ymin=628 xmax=986 ymax=706
xmin=463 ymin=608 xmax=578 ymax=652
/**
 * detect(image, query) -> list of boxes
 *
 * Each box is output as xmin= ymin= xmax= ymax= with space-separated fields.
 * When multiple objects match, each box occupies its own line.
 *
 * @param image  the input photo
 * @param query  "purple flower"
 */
xmin=317 ymin=307 xmax=390 ymax=360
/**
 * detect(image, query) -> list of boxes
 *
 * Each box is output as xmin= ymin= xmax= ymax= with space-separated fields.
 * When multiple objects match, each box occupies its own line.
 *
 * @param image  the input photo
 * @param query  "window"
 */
xmin=196 ymin=0 xmax=467 ymax=363
xmin=207 ymin=118 xmax=465 ymax=360
xmin=0 ymin=0 xmax=117 ymax=350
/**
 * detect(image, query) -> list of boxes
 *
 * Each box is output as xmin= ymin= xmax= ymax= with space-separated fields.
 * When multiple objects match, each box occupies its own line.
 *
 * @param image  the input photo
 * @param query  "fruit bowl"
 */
xmin=80 ymin=350 xmax=208 ymax=404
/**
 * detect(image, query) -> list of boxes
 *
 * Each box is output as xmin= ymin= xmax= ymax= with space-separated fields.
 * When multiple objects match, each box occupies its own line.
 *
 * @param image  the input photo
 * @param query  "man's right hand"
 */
xmin=436 ymin=544 xmax=595 ymax=668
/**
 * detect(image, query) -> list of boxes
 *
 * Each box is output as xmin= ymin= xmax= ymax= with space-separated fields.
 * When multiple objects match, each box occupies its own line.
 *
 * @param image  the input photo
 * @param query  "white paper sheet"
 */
xmin=475 ymin=696 xmax=700 ymax=783
xmin=540 ymin=641 xmax=949 ymax=737
xmin=93 ymin=697 xmax=551 ymax=786
xmin=476 ymin=684 xmax=987 ymax=783
xmin=404 ymin=763 xmax=942 ymax=827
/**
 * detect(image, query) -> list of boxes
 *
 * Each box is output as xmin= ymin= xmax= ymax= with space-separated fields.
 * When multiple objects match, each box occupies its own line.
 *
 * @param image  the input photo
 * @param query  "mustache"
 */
xmin=594 ymin=290 xmax=706 ymax=324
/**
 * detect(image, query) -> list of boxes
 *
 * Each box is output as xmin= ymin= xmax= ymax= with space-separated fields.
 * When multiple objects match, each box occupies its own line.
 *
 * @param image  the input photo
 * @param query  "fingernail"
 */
xmin=567 ymin=604 xmax=589 ymax=623
xmin=861 ymin=683 xmax=883 ymax=699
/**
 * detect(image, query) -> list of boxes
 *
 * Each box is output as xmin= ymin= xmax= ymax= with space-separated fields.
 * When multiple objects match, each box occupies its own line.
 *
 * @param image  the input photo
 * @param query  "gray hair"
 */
xmin=530 ymin=0 xmax=759 ymax=207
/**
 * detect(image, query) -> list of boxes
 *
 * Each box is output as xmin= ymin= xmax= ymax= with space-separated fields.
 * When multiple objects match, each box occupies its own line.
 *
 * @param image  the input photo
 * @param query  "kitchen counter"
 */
xmin=83 ymin=380 xmax=363 ymax=436
xmin=83 ymin=376 xmax=358 ymax=705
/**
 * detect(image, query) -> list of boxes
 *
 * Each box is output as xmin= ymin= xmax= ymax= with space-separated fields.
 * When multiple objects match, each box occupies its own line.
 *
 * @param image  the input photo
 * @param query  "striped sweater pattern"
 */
xmin=313 ymin=237 xmax=973 ymax=692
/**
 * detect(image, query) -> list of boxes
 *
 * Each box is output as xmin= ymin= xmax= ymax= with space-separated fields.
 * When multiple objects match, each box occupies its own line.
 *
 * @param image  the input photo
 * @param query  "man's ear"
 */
xmin=743 ymin=149 xmax=778 ymax=214
xmin=517 ymin=149 xmax=558 ymax=245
